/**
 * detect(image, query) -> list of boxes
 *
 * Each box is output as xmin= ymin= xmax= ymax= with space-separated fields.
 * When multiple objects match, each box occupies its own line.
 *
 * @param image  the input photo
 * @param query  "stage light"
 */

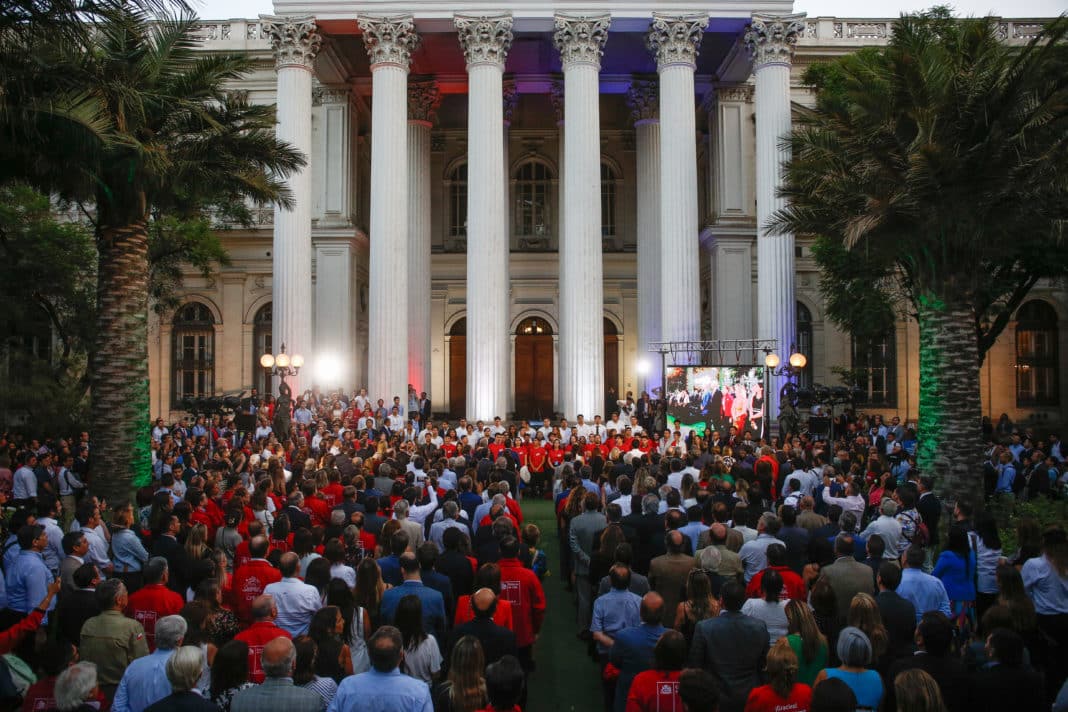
xmin=313 ymin=352 xmax=345 ymax=386
xmin=636 ymin=359 xmax=651 ymax=375
xmin=764 ymin=353 xmax=781 ymax=369
xmin=259 ymin=353 xmax=275 ymax=368
xmin=789 ymin=352 xmax=807 ymax=369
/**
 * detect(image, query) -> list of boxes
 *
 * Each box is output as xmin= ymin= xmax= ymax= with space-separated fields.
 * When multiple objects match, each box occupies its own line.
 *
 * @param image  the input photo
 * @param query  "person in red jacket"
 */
xmin=233 ymin=594 xmax=292 ymax=683
xmin=233 ymin=521 xmax=269 ymax=570
xmin=300 ymin=481 xmax=331 ymax=528
xmin=125 ymin=557 xmax=185 ymax=650
xmin=625 ymin=630 xmax=687 ymax=712
xmin=746 ymin=545 xmax=806 ymax=602
xmin=230 ymin=537 xmax=282 ymax=625
xmin=496 ymin=537 xmax=545 ymax=672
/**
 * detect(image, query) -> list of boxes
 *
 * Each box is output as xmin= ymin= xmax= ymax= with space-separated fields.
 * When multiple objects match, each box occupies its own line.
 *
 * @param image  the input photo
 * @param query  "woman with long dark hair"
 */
xmin=394 ymin=594 xmax=442 ymax=684
xmin=210 ymin=640 xmax=253 ymax=712
xmin=292 ymin=635 xmax=338 ymax=708
xmin=326 ymin=578 xmax=370 ymax=674
xmin=974 ymin=512 xmax=1004 ymax=621
xmin=741 ymin=570 xmax=789 ymax=645
xmin=307 ymin=605 xmax=353 ymax=682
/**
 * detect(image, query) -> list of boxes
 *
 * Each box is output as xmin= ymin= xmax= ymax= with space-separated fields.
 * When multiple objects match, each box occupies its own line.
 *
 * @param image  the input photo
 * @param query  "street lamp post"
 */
xmin=763 ymin=345 xmax=807 ymax=439
xmin=259 ymin=343 xmax=303 ymax=440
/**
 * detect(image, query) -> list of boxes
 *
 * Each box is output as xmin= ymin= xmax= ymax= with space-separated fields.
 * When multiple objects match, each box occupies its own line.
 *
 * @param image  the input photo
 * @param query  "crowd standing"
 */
xmin=0 ymin=387 xmax=1064 ymax=712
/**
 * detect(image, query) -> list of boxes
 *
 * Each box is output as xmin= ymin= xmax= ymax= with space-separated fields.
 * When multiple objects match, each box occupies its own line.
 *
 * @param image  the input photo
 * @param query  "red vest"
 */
xmin=497 ymin=558 xmax=546 ymax=648
xmin=125 ymin=584 xmax=184 ymax=650
xmin=626 ymin=669 xmax=683 ymax=712
xmin=230 ymin=560 xmax=282 ymax=623
xmin=234 ymin=621 xmax=292 ymax=683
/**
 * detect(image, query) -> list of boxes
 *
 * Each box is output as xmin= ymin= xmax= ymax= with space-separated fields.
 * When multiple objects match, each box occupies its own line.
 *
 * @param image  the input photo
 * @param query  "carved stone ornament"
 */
xmin=408 ymin=79 xmax=441 ymax=123
xmin=744 ymin=13 xmax=806 ymax=68
xmin=358 ymin=15 xmax=420 ymax=69
xmin=553 ymin=14 xmax=610 ymax=69
xmin=502 ymin=78 xmax=518 ymax=124
xmin=312 ymin=84 xmax=350 ymax=106
xmin=718 ymin=84 xmax=754 ymax=103
xmin=549 ymin=78 xmax=565 ymax=122
xmin=261 ymin=15 xmax=322 ymax=70
xmin=646 ymin=13 xmax=708 ymax=69
xmin=454 ymin=14 xmax=514 ymax=68
xmin=626 ymin=79 xmax=658 ymax=123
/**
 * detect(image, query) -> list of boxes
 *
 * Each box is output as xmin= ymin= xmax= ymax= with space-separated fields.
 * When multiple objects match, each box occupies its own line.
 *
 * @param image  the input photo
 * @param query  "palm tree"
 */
xmin=3 ymin=8 xmax=304 ymax=502
xmin=769 ymin=10 xmax=1068 ymax=506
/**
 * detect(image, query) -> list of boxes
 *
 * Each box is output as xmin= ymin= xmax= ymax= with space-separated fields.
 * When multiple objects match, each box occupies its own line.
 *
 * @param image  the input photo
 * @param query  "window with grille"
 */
xmin=513 ymin=160 xmax=553 ymax=242
xmin=447 ymin=162 xmax=467 ymax=238
xmin=601 ymin=162 xmax=616 ymax=238
xmin=796 ymin=302 xmax=814 ymax=389
xmin=172 ymin=302 xmax=215 ymax=408
xmin=851 ymin=329 xmax=897 ymax=407
xmin=1016 ymin=300 xmax=1059 ymax=406
xmin=252 ymin=303 xmax=272 ymax=396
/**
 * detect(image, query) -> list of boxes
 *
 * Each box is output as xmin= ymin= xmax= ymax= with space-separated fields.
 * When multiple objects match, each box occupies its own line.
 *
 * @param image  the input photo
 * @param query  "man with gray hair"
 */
xmin=861 ymin=498 xmax=905 ymax=558
xmin=392 ymin=499 xmax=425 ymax=548
xmin=231 ymin=638 xmax=322 ymax=712
xmin=54 ymin=662 xmax=99 ymax=712
xmin=429 ymin=500 xmax=469 ymax=551
xmin=112 ymin=614 xmax=188 ymax=712
xmin=737 ymin=513 xmax=785 ymax=582
xmin=144 ymin=647 xmax=215 ymax=712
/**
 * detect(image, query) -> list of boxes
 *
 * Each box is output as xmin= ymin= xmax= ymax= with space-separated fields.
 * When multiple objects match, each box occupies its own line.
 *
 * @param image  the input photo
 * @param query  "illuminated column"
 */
xmin=455 ymin=14 xmax=513 ymax=420
xmin=745 ymin=12 xmax=805 ymax=425
xmin=262 ymin=15 xmax=321 ymax=396
xmin=554 ymin=13 xmax=609 ymax=420
xmin=648 ymin=13 xmax=708 ymax=358
xmin=626 ymin=79 xmax=661 ymax=395
xmin=407 ymin=79 xmax=440 ymax=399
xmin=359 ymin=15 xmax=420 ymax=403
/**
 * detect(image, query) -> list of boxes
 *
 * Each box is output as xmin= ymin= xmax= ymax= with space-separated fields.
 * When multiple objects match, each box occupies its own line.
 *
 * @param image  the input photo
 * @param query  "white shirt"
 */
xmin=538 ymin=427 xmax=554 ymax=440
xmin=12 ymin=467 xmax=36 ymax=500
xmin=264 ymin=577 xmax=323 ymax=637
xmin=402 ymin=488 xmax=439 ymax=525
xmin=559 ymin=427 xmax=572 ymax=443
xmin=330 ymin=563 xmax=357 ymax=588
xmin=255 ymin=425 xmax=273 ymax=440
xmin=388 ymin=414 xmax=404 ymax=431
xmin=57 ymin=468 xmax=85 ymax=496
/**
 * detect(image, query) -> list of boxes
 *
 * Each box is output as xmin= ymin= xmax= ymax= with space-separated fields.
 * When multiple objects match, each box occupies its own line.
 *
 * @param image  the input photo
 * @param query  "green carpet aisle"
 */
xmin=523 ymin=497 xmax=603 ymax=712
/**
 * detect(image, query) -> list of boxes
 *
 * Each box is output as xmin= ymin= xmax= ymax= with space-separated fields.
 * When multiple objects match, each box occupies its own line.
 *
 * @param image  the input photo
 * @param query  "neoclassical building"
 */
xmin=148 ymin=8 xmax=1066 ymax=430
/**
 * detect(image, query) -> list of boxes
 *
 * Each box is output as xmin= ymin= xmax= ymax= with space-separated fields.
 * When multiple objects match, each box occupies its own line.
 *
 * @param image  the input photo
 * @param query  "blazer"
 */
xmin=568 ymin=511 xmax=607 ymax=576
xmin=688 ymin=611 xmax=769 ymax=712
xmin=150 ymin=535 xmax=190 ymax=596
xmin=230 ymin=677 xmax=323 ymax=712
xmin=819 ymin=556 xmax=876 ymax=623
xmin=877 ymin=590 xmax=917 ymax=660
xmin=144 ymin=691 xmax=219 ymax=712
xmin=444 ymin=617 xmax=517 ymax=671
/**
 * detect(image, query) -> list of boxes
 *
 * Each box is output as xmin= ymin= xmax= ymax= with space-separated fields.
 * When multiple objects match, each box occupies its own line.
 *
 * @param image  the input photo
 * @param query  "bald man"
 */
xmin=648 ymin=530 xmax=695 ymax=626
xmin=696 ymin=523 xmax=745 ymax=581
xmin=445 ymin=588 xmax=517 ymax=670
xmin=230 ymin=638 xmax=322 ymax=712
xmin=234 ymin=595 xmax=291 ymax=682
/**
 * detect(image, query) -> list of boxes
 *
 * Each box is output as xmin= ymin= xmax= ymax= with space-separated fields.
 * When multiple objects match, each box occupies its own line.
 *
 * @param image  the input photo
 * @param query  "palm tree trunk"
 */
xmin=915 ymin=295 xmax=984 ymax=508
xmin=91 ymin=220 xmax=153 ymax=504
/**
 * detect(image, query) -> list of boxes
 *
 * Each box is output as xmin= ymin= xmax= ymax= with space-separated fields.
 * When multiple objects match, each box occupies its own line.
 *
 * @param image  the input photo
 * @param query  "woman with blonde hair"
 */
xmin=785 ymin=598 xmax=828 ymax=685
xmin=744 ymin=639 xmax=812 ymax=712
xmin=892 ymin=669 xmax=946 ymax=712
xmin=433 ymin=635 xmax=487 ymax=712
xmin=847 ymin=593 xmax=889 ymax=669
xmin=675 ymin=569 xmax=720 ymax=645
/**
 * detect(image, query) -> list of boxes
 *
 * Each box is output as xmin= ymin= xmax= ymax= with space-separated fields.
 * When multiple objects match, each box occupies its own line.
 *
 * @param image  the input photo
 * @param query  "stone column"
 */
xmin=553 ymin=14 xmax=609 ymax=420
xmin=648 ymin=13 xmax=708 ymax=358
xmin=455 ymin=14 xmax=513 ymax=420
xmin=626 ymin=79 xmax=661 ymax=395
xmin=745 ymin=13 xmax=805 ymax=426
xmin=359 ymin=15 xmax=419 ymax=404
xmin=262 ymin=16 xmax=321 ymax=396
xmin=502 ymin=77 xmax=518 ymax=414
xmin=407 ymin=79 xmax=440 ymax=400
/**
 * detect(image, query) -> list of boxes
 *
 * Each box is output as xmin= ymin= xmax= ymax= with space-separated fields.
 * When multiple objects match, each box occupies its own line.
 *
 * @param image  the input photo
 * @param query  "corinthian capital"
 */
xmin=744 ymin=13 xmax=806 ymax=68
xmin=408 ymin=79 xmax=441 ymax=123
xmin=646 ymin=14 xmax=708 ymax=69
xmin=261 ymin=15 xmax=321 ymax=70
xmin=358 ymin=15 xmax=420 ymax=70
xmin=626 ymin=78 xmax=658 ymax=123
xmin=454 ymin=14 xmax=514 ymax=68
xmin=553 ymin=14 xmax=610 ymax=69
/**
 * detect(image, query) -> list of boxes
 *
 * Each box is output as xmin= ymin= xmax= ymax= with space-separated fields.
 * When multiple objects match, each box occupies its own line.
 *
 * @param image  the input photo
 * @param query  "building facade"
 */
xmin=148 ymin=10 xmax=1067 ymax=431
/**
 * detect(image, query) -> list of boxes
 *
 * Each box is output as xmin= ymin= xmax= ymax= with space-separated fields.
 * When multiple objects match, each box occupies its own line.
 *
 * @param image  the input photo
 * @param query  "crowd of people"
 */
xmin=0 ymin=386 xmax=1064 ymax=712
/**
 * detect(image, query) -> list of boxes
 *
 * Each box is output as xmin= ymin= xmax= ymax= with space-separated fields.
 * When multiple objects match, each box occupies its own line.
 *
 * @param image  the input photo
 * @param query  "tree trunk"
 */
xmin=91 ymin=220 xmax=153 ymax=504
xmin=915 ymin=295 xmax=984 ymax=508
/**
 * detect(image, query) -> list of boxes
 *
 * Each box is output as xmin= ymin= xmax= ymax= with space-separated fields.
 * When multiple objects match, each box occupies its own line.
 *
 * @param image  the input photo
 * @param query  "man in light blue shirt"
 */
xmin=35 ymin=498 xmax=65 ymax=574
xmin=112 ymin=615 xmax=187 ymax=712
xmin=896 ymin=546 xmax=951 ymax=622
xmin=678 ymin=509 xmax=709 ymax=556
xmin=328 ymin=626 xmax=432 ymax=712
xmin=738 ymin=513 xmax=786 ymax=582
xmin=6 ymin=525 xmax=56 ymax=621
xmin=591 ymin=565 xmax=642 ymax=655
xmin=263 ymin=553 xmax=322 ymax=637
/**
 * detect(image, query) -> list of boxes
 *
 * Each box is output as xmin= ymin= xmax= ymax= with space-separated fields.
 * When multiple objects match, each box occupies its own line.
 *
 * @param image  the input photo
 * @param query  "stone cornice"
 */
xmin=744 ymin=13 xmax=805 ymax=68
xmin=646 ymin=13 xmax=708 ymax=70
xmin=407 ymin=79 xmax=441 ymax=122
xmin=626 ymin=78 xmax=658 ymax=123
xmin=553 ymin=14 xmax=610 ymax=70
xmin=454 ymin=14 xmax=514 ymax=68
xmin=260 ymin=15 xmax=322 ymax=70
xmin=358 ymin=14 xmax=420 ymax=70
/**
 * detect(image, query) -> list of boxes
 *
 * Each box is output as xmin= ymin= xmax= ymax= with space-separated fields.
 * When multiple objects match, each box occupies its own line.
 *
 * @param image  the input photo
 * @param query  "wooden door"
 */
xmin=604 ymin=318 xmax=619 ymax=407
xmin=515 ymin=334 xmax=554 ymax=419
xmin=448 ymin=319 xmax=466 ymax=418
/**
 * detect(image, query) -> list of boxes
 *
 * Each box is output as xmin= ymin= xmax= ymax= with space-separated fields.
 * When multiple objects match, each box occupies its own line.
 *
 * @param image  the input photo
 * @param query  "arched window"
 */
xmin=796 ymin=302 xmax=814 ymax=389
xmin=447 ymin=162 xmax=467 ymax=242
xmin=513 ymin=159 xmax=554 ymax=249
xmin=601 ymin=161 xmax=617 ymax=239
xmin=252 ymin=303 xmax=272 ymax=396
xmin=517 ymin=317 xmax=552 ymax=335
xmin=1016 ymin=300 xmax=1059 ymax=406
xmin=851 ymin=329 xmax=896 ymax=407
xmin=172 ymin=302 xmax=215 ymax=408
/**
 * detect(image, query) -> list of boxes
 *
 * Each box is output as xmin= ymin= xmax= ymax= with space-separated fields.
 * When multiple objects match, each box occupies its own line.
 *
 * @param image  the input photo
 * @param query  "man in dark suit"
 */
xmin=57 ymin=563 xmax=100 ymax=645
xmin=417 ymin=543 xmax=455 ymax=625
xmin=445 ymin=588 xmax=517 ymax=671
xmin=151 ymin=515 xmax=189 ymax=596
xmin=621 ymin=495 xmax=660 ymax=576
xmin=419 ymin=392 xmax=432 ymax=422
xmin=283 ymin=493 xmax=312 ymax=532
xmin=884 ymin=612 xmax=967 ymax=712
xmin=876 ymin=561 xmax=917 ymax=661
xmin=688 ymin=580 xmax=769 ymax=712
xmin=436 ymin=528 xmax=474 ymax=599
xmin=916 ymin=476 xmax=942 ymax=549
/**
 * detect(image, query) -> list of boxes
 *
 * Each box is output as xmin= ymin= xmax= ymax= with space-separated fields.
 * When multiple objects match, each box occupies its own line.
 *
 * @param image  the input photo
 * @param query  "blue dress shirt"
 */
xmin=112 ymin=528 xmax=149 ymax=573
xmin=6 ymin=550 xmax=54 ymax=620
xmin=897 ymin=568 xmax=952 ymax=622
xmin=112 ymin=648 xmax=174 ymax=712
xmin=591 ymin=588 xmax=642 ymax=654
xmin=327 ymin=667 xmax=432 ymax=712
